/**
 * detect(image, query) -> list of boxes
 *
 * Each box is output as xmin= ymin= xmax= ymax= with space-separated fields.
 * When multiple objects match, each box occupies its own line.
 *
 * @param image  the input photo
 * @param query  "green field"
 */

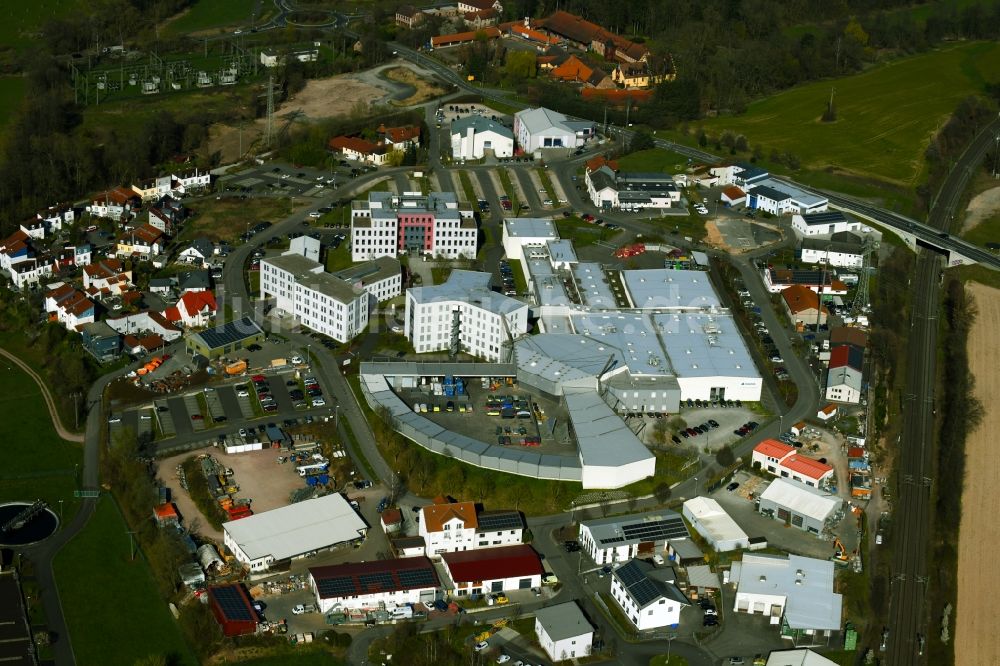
xmin=54 ymin=497 xmax=197 ymax=666
xmin=164 ymin=0 xmax=257 ymax=35
xmin=0 ymin=0 xmax=84 ymax=48
xmin=0 ymin=77 xmax=26 ymax=131
xmin=962 ymin=213 xmax=1000 ymax=248
xmin=616 ymin=148 xmax=693 ymax=173
xmin=693 ymin=41 xmax=1000 ymax=186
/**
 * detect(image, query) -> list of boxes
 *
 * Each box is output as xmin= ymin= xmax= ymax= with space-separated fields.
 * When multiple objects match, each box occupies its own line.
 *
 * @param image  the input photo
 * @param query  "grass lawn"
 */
xmin=0 ymin=0 xmax=84 ymax=49
xmin=536 ymin=168 xmax=558 ymax=203
xmin=163 ymin=0 xmax=257 ymax=35
xmin=498 ymin=169 xmax=521 ymax=212
xmin=504 ymin=258 xmax=528 ymax=294
xmin=650 ymin=656 xmax=690 ymax=666
xmin=961 ymin=213 xmax=1000 ymax=248
xmin=325 ymin=243 xmax=354 ymax=272
xmin=459 ymin=171 xmax=479 ymax=210
xmin=689 ymin=41 xmax=1000 ymax=186
xmin=643 ymin=213 xmax=707 ymax=242
xmin=238 ymin=651 xmax=346 ymax=666
xmin=556 ymin=217 xmax=611 ymax=246
xmin=55 ymin=497 xmax=197 ymax=666
xmin=182 ymin=197 xmax=299 ymax=243
xmin=616 ymin=148 xmax=693 ymax=173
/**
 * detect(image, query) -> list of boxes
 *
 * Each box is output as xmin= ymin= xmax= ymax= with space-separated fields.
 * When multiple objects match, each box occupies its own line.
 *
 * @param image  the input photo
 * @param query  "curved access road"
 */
xmin=0 ymin=348 xmax=84 ymax=443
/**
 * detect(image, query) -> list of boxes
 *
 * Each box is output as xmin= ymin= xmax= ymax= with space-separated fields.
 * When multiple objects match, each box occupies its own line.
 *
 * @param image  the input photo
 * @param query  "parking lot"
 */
xmin=398 ymin=377 xmax=577 ymax=456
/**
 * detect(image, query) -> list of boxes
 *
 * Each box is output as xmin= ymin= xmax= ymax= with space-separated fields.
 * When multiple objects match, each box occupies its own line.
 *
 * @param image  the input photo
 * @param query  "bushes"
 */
xmin=180 ymin=456 xmax=228 ymax=531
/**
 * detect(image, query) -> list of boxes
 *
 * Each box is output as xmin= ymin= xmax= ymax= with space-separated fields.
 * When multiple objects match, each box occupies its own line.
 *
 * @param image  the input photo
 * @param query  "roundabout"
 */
xmin=0 ymin=501 xmax=60 ymax=547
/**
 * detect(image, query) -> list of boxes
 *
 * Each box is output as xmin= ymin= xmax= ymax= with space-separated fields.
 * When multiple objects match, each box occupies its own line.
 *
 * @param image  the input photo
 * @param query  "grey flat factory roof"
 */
xmin=451 ymin=115 xmax=513 ymax=138
xmin=620 ymin=269 xmax=721 ymax=311
xmin=668 ymin=538 xmax=704 ymax=560
xmin=525 ymin=259 xmax=572 ymax=307
xmin=533 ymin=601 xmax=593 ymax=641
xmin=515 ymin=334 xmax=618 ymax=387
xmin=759 ymin=478 xmax=840 ymax=523
xmin=224 ymin=493 xmax=368 ymax=562
xmin=800 ymin=234 xmax=863 ymax=255
xmin=653 ymin=312 xmax=758 ymax=379
xmin=360 ymin=360 xmax=516 ymax=377
xmin=546 ymin=239 xmax=578 ymax=264
xmin=686 ymin=564 xmax=721 ymax=589
xmin=332 ymin=255 xmax=401 ymax=285
xmin=564 ymin=389 xmax=656 ymax=468
xmin=749 ymin=185 xmax=792 ymax=202
xmin=407 ymin=270 xmax=526 ymax=315
xmin=582 ymin=509 xmax=690 ymax=547
xmin=573 ymin=263 xmax=616 ymax=309
xmin=732 ymin=554 xmax=843 ymax=631
xmin=263 ymin=252 xmax=324 ymax=275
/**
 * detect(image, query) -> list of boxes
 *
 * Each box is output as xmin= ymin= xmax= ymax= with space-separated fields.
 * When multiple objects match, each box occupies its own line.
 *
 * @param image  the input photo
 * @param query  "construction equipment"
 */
xmin=833 ymin=537 xmax=849 ymax=563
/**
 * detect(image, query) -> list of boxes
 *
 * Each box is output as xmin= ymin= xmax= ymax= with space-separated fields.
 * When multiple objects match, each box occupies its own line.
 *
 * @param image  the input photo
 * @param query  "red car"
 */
xmin=191 ymin=414 xmax=203 ymax=421
xmin=251 ymin=374 xmax=266 ymax=382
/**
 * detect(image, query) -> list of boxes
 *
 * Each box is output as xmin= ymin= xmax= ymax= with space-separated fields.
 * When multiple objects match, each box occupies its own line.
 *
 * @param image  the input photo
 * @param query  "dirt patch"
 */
xmin=961 ymin=185 xmax=1000 ymax=234
xmin=383 ymin=66 xmax=446 ymax=107
xmin=184 ymin=197 xmax=305 ymax=243
xmin=206 ymin=122 xmax=263 ymax=164
xmin=955 ymin=281 xmax=1000 ymax=666
xmin=282 ymin=73 xmax=385 ymax=120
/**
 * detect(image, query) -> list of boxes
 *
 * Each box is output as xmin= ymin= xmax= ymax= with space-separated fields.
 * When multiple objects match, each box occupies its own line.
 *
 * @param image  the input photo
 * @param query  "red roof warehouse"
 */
xmin=207 ymin=584 xmax=258 ymax=637
xmin=441 ymin=545 xmax=543 ymax=594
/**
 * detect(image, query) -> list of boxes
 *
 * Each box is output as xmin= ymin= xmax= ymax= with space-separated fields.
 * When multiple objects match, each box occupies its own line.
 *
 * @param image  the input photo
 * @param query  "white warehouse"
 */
xmin=451 ymin=116 xmax=514 ymax=160
xmin=405 ymin=270 xmax=529 ymax=362
xmin=514 ymin=107 xmax=596 ymax=153
xmin=223 ymin=493 xmax=368 ymax=572
xmin=682 ymin=497 xmax=750 ymax=552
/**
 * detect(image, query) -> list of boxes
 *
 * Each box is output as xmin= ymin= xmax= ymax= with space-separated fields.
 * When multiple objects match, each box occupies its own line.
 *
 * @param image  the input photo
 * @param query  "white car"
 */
xmin=308 ymin=211 xmax=322 ymax=218
xmin=108 ymin=416 xmax=121 ymax=424
xmin=543 ymin=199 xmax=553 ymax=206
xmin=771 ymin=356 xmax=783 ymax=363
xmin=497 ymin=656 xmax=511 ymax=665
xmin=236 ymin=389 xmax=249 ymax=397
xmin=391 ymin=325 xmax=403 ymax=334
xmin=292 ymin=604 xmax=306 ymax=615
xmin=290 ymin=355 xmax=304 ymax=364
xmin=474 ymin=641 xmax=489 ymax=652
xmin=312 ymin=397 xmax=326 ymax=407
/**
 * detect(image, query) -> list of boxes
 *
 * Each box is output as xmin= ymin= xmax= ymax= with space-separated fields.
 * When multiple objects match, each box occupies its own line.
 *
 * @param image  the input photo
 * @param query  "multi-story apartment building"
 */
xmin=350 ymin=191 xmax=477 ymax=261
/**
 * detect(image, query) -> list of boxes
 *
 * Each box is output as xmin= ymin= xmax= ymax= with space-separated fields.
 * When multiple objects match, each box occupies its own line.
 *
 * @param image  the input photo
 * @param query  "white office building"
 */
xmin=609 ymin=559 xmax=689 ymax=630
xmin=261 ymin=250 xmax=400 ymax=343
xmin=309 ymin=557 xmax=438 ymax=612
xmin=405 ymin=270 xmax=528 ymax=362
xmin=792 ymin=211 xmax=863 ymax=238
xmin=514 ymin=107 xmax=596 ymax=153
xmin=350 ymin=191 xmax=477 ymax=261
xmin=223 ymin=494 xmax=368 ymax=572
xmin=501 ymin=218 xmax=559 ymax=264
xmin=534 ymin=602 xmax=594 ymax=662
xmin=451 ymin=116 xmax=514 ymax=160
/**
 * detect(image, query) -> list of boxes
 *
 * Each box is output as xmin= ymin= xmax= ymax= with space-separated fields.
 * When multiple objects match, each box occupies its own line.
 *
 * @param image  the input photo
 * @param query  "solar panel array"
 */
xmin=359 ymin=571 xmax=396 ymax=593
xmin=621 ymin=516 xmax=688 ymax=541
xmin=316 ymin=576 xmax=358 ymax=599
xmin=398 ymin=567 xmax=437 ymax=588
xmin=211 ymin=586 xmax=254 ymax=621
xmin=477 ymin=511 xmax=524 ymax=532
xmin=615 ymin=561 xmax=663 ymax=607
xmin=196 ymin=317 xmax=261 ymax=350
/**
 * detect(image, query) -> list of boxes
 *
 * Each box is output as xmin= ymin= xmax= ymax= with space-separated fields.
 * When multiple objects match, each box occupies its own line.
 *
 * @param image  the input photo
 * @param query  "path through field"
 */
xmin=955 ymin=282 xmax=1000 ymax=666
xmin=0 ymin=348 xmax=83 ymax=443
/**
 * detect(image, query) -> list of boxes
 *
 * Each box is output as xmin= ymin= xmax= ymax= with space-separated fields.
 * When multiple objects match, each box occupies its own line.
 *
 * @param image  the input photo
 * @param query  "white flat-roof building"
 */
xmin=534 ymin=601 xmax=594 ymax=662
xmin=799 ymin=232 xmax=865 ymax=269
xmin=578 ymin=509 xmax=690 ymax=565
xmin=224 ymin=494 xmax=368 ymax=572
xmin=350 ymin=191 xmax=477 ymax=261
xmin=261 ymin=251 xmax=400 ymax=342
xmin=682 ymin=497 xmax=750 ymax=552
xmin=501 ymin=218 xmax=558 ymax=264
xmin=730 ymin=553 xmax=843 ymax=640
xmin=791 ymin=211 xmax=863 ymax=238
xmin=765 ymin=648 xmax=839 ymax=666
xmin=758 ymin=479 xmax=841 ymax=535
xmin=451 ymin=116 xmax=514 ymax=159
xmin=586 ymin=167 xmax=681 ymax=210
xmin=514 ymin=107 xmax=596 ymax=153
xmin=405 ymin=270 xmax=528 ymax=361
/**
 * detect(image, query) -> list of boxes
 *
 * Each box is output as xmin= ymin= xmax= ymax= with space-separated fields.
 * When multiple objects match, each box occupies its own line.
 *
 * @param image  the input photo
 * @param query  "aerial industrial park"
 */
xmin=0 ymin=2 xmax=998 ymax=666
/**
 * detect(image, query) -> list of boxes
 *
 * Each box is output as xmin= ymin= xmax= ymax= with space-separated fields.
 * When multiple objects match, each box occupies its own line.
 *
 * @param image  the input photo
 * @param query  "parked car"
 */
xmin=727 ymin=482 xmax=740 ymax=492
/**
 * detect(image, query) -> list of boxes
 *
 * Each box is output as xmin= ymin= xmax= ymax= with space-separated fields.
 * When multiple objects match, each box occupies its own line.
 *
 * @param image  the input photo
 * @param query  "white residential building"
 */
xmin=19 ymin=220 xmax=46 ymax=240
xmin=173 ymin=169 xmax=212 ymax=192
xmin=534 ymin=601 xmax=593 ymax=662
xmin=309 ymin=556 xmax=439 ymax=612
xmin=799 ymin=232 xmax=865 ymax=269
xmin=578 ymin=510 xmax=690 ymax=566
xmin=223 ymin=493 xmax=368 ymax=572
xmin=177 ymin=238 xmax=216 ymax=265
xmin=451 ymin=116 xmax=514 ymax=159
xmin=10 ymin=258 xmax=53 ymax=289
xmin=44 ymin=283 xmax=96 ymax=331
xmin=730 ymin=554 xmax=843 ymax=638
xmin=418 ymin=500 xmax=478 ymax=556
xmin=825 ymin=365 xmax=862 ymax=404
xmin=474 ymin=510 xmax=524 ymax=548
xmin=710 ymin=163 xmax=770 ymax=188
xmin=405 ymin=270 xmax=529 ymax=362
xmin=260 ymin=250 xmax=400 ymax=343
xmin=440 ymin=545 xmax=543 ymax=596
xmin=609 ymin=559 xmax=688 ymax=630
xmin=132 ymin=175 xmax=173 ymax=202
xmin=682 ymin=497 xmax=750 ymax=552
xmin=37 ymin=204 xmax=75 ymax=233
xmin=513 ymin=107 xmax=596 ymax=153
xmin=350 ymin=191 xmax=477 ymax=261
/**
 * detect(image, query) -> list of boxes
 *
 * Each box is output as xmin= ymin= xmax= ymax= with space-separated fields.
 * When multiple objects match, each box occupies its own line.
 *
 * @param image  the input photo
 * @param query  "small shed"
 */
xmin=392 ymin=536 xmax=426 ymax=558
xmin=179 ymin=562 xmax=206 ymax=587
xmin=790 ymin=421 xmax=807 ymax=437
xmin=817 ymin=404 xmax=838 ymax=421
xmin=207 ymin=584 xmax=258 ymax=637
xmin=381 ymin=508 xmax=403 ymax=534
xmin=685 ymin=564 xmax=721 ymax=594
xmin=153 ymin=503 xmax=179 ymax=527
xmin=198 ymin=543 xmax=225 ymax=573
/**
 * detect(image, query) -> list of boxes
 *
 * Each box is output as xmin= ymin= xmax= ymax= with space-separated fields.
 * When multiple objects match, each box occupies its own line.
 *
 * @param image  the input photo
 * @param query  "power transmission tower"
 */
xmin=263 ymin=75 xmax=275 ymax=147
xmin=852 ymin=234 xmax=876 ymax=314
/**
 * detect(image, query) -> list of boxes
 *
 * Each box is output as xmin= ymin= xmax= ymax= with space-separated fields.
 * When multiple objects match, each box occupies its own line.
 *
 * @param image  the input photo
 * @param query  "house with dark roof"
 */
xmin=539 ymin=10 xmax=649 ymax=64
xmin=44 ymin=282 xmax=96 ymax=331
xmin=780 ymin=285 xmax=828 ymax=328
xmin=765 ymin=269 xmax=848 ymax=295
xmin=610 ymin=559 xmax=689 ymax=629
xmin=309 ymin=556 xmax=439 ymax=612
xmin=441 ymin=545 xmax=543 ymax=596
xmin=178 ymin=237 xmax=216 ymax=265
xmin=430 ymin=26 xmax=501 ymax=49
xmin=825 ymin=344 xmax=865 ymax=404
xmin=81 ymin=320 xmax=122 ymax=362
xmin=0 ymin=229 xmax=34 ymax=272
xmin=184 ymin=316 xmax=264 ymax=359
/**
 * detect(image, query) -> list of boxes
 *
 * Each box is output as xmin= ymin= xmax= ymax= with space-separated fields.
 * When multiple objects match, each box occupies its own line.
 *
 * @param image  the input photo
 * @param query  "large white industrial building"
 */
xmin=223 ymin=493 xmax=368 ymax=572
xmin=513 ymin=107 xmax=596 ymax=153
xmin=682 ymin=497 xmax=750 ymax=552
xmin=260 ymin=249 xmax=400 ymax=343
xmin=405 ymin=270 xmax=529 ymax=362
xmin=350 ymin=191 xmax=477 ymax=261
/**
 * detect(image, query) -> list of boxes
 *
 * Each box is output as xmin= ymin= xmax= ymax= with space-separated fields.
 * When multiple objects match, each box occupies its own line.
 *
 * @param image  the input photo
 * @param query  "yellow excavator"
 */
xmin=833 ymin=537 xmax=849 ymax=563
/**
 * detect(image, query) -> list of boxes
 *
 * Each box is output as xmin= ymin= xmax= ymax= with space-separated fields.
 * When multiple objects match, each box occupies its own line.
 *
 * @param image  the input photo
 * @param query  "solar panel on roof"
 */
xmin=398 ymin=568 xmax=436 ymax=588
xmin=614 ymin=562 xmax=663 ymax=607
xmin=195 ymin=317 xmax=262 ymax=350
xmin=359 ymin=571 xmax=396 ymax=592
xmin=212 ymin=586 xmax=254 ymax=621
xmin=477 ymin=512 xmax=524 ymax=531
xmin=620 ymin=516 xmax=688 ymax=541
xmin=599 ymin=536 xmax=625 ymax=545
xmin=316 ymin=576 xmax=357 ymax=598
